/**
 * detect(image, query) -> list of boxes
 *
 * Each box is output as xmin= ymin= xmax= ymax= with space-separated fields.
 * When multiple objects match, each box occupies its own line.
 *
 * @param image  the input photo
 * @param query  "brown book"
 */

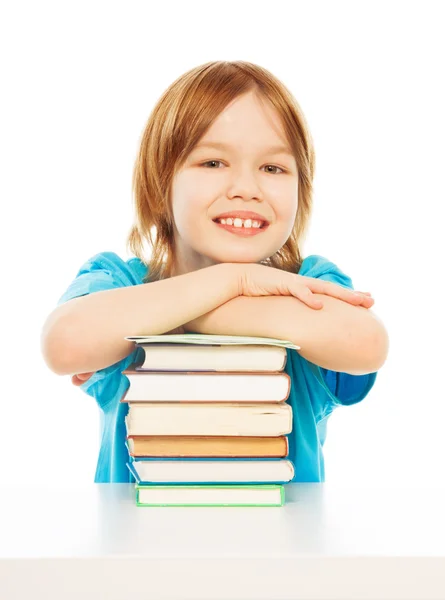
xmin=127 ymin=435 xmax=289 ymax=458
xmin=121 ymin=368 xmax=291 ymax=403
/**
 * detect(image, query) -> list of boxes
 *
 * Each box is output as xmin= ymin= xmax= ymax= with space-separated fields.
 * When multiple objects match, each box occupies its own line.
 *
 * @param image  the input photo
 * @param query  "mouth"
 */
xmin=212 ymin=215 xmax=269 ymax=227
xmin=212 ymin=217 xmax=269 ymax=237
xmin=212 ymin=211 xmax=270 ymax=227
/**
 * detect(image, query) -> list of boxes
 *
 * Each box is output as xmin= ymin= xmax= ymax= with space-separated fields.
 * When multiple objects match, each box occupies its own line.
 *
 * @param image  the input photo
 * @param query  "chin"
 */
xmin=216 ymin=245 xmax=278 ymax=264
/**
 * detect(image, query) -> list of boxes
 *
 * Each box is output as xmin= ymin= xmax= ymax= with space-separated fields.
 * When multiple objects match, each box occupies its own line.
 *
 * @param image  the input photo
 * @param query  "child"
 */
xmin=41 ymin=60 xmax=388 ymax=483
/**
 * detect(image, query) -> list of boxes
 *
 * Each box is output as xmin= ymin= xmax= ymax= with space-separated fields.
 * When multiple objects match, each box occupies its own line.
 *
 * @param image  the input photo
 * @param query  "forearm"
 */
xmin=184 ymin=294 xmax=389 ymax=375
xmin=41 ymin=262 xmax=239 ymax=375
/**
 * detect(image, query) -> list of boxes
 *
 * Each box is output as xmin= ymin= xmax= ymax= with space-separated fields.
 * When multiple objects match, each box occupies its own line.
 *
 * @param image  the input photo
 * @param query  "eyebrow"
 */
xmin=194 ymin=141 xmax=294 ymax=156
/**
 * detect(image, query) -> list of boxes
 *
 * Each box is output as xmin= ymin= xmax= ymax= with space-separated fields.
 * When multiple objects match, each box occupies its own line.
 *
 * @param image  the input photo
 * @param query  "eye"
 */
xmin=200 ymin=160 xmax=285 ymax=174
xmin=201 ymin=160 xmax=224 ymax=168
xmin=263 ymin=165 xmax=285 ymax=174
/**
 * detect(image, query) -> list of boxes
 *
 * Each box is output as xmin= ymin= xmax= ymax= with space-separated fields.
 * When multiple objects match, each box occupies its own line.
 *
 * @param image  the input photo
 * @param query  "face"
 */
xmin=170 ymin=90 xmax=299 ymax=275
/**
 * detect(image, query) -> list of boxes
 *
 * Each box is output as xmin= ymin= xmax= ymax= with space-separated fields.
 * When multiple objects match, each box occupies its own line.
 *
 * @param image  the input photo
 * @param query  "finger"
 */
xmin=347 ymin=294 xmax=375 ymax=308
xmin=293 ymin=287 xmax=324 ymax=309
xmin=311 ymin=281 xmax=371 ymax=306
xmin=350 ymin=295 xmax=374 ymax=309
xmin=71 ymin=372 xmax=94 ymax=386
xmin=310 ymin=297 xmax=324 ymax=309
xmin=354 ymin=292 xmax=374 ymax=302
xmin=78 ymin=372 xmax=94 ymax=380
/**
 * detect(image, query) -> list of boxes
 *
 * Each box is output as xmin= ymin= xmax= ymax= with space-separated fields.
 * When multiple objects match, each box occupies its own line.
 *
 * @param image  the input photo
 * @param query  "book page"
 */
xmin=124 ymin=333 xmax=300 ymax=350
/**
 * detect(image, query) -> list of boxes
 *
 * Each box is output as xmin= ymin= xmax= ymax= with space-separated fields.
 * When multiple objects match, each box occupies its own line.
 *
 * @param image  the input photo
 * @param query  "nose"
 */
xmin=226 ymin=164 xmax=262 ymax=201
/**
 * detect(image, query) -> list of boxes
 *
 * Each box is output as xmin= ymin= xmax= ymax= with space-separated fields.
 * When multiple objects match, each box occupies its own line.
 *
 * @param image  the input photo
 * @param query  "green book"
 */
xmin=135 ymin=484 xmax=285 ymax=507
xmin=125 ymin=333 xmax=300 ymax=350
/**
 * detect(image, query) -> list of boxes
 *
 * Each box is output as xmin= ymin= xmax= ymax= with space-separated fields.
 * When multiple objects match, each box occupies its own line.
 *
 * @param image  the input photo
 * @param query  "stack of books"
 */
xmin=121 ymin=333 xmax=300 ymax=507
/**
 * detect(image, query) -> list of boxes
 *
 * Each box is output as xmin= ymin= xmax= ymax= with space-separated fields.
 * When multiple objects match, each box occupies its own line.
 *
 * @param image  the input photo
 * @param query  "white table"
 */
xmin=1 ymin=483 xmax=445 ymax=599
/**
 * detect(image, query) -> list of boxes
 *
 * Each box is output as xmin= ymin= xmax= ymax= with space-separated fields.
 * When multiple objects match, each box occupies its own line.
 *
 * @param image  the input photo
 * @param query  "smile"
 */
xmin=213 ymin=220 xmax=269 ymax=237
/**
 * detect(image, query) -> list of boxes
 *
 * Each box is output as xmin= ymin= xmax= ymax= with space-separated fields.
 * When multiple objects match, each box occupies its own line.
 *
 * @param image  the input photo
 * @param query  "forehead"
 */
xmin=197 ymin=91 xmax=291 ymax=152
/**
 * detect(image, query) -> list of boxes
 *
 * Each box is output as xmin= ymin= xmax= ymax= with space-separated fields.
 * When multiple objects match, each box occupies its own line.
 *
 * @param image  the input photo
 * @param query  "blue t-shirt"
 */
xmin=57 ymin=251 xmax=378 ymax=483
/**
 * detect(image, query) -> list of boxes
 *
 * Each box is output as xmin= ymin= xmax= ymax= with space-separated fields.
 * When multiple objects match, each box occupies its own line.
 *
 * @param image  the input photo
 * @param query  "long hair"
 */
xmin=126 ymin=60 xmax=316 ymax=282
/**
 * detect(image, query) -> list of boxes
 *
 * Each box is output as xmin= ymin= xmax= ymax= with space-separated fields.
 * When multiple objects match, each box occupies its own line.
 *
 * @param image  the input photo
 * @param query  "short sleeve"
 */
xmin=57 ymin=251 xmax=144 ymax=305
xmin=299 ymin=255 xmax=378 ymax=407
xmin=56 ymin=252 xmax=144 ymax=406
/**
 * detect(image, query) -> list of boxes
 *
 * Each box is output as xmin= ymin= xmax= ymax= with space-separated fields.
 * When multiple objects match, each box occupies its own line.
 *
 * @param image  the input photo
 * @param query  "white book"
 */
xmin=125 ymin=402 xmax=293 ymax=437
xmin=128 ymin=458 xmax=295 ymax=483
xmin=121 ymin=371 xmax=291 ymax=402
xmin=125 ymin=333 xmax=300 ymax=350
xmin=130 ymin=344 xmax=289 ymax=372
xmin=124 ymin=333 xmax=300 ymax=372
xmin=135 ymin=484 xmax=285 ymax=507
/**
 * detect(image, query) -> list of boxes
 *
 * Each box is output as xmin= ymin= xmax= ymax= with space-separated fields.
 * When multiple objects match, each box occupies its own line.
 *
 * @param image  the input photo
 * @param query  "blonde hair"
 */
xmin=127 ymin=60 xmax=316 ymax=282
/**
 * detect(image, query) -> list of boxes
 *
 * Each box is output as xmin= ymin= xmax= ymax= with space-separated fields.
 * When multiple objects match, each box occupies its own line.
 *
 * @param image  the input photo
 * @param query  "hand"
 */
xmin=71 ymin=372 xmax=94 ymax=386
xmin=236 ymin=263 xmax=374 ymax=310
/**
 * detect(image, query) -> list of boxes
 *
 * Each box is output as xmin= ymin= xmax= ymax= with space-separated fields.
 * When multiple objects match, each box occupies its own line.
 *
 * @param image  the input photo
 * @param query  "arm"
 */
xmin=41 ymin=262 xmax=238 ymax=376
xmin=183 ymin=295 xmax=389 ymax=376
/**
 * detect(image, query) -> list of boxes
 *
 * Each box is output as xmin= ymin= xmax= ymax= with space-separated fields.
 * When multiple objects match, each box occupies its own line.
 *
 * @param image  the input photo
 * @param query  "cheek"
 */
xmin=173 ymin=201 xmax=195 ymax=237
xmin=172 ymin=193 xmax=209 ymax=239
xmin=270 ymin=182 xmax=298 ymax=220
xmin=171 ymin=176 xmax=197 ymax=231
xmin=172 ymin=171 xmax=216 ymax=226
xmin=269 ymin=185 xmax=298 ymax=242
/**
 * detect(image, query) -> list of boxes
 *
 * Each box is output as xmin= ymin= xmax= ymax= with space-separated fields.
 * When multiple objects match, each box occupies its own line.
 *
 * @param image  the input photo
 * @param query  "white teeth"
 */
xmin=216 ymin=217 xmax=264 ymax=228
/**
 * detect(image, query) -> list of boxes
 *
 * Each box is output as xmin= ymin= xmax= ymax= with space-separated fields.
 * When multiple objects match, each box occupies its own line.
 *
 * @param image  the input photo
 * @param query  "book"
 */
xmin=126 ymin=333 xmax=300 ymax=350
xmin=121 ymin=370 xmax=291 ymax=402
xmin=125 ymin=402 xmax=293 ymax=437
xmin=126 ymin=435 xmax=289 ymax=457
xmin=125 ymin=334 xmax=300 ymax=371
xmin=127 ymin=457 xmax=295 ymax=484
xmin=123 ymin=333 xmax=295 ymax=508
xmin=131 ymin=343 xmax=288 ymax=372
xmin=135 ymin=484 xmax=285 ymax=507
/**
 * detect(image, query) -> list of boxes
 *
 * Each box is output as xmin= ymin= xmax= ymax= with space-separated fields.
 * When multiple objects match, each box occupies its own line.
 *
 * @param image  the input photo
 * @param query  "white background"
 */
xmin=1 ymin=1 xmax=443 ymax=486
